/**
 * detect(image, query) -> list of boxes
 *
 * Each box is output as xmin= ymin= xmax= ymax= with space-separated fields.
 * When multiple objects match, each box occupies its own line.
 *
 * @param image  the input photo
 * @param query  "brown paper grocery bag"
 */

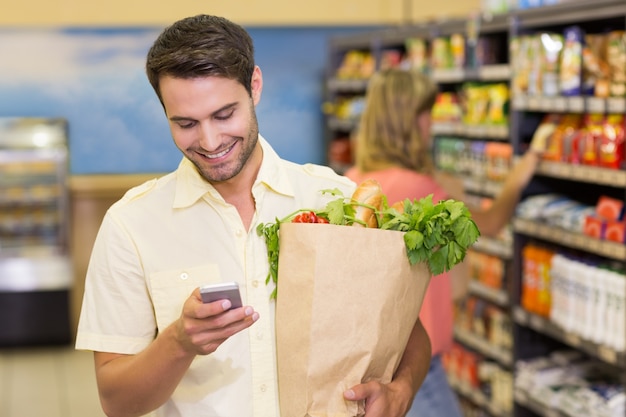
xmin=275 ymin=223 xmax=432 ymax=417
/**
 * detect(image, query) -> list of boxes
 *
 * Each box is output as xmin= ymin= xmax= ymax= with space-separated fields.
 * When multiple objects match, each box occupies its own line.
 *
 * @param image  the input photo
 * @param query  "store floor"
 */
xmin=0 ymin=345 xmax=106 ymax=417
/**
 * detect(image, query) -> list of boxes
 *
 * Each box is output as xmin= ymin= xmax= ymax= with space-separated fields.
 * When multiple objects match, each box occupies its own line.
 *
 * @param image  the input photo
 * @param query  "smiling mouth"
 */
xmin=201 ymin=142 xmax=236 ymax=159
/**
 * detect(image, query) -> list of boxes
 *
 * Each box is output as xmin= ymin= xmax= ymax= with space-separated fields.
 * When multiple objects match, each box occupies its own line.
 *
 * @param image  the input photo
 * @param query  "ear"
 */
xmin=251 ymin=66 xmax=263 ymax=106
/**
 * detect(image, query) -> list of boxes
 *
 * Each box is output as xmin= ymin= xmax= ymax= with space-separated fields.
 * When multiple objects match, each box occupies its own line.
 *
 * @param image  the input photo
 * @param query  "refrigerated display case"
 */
xmin=0 ymin=117 xmax=72 ymax=346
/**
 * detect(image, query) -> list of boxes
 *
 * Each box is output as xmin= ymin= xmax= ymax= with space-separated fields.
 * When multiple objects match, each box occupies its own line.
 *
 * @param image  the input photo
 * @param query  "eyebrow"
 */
xmin=169 ymin=102 xmax=238 ymax=123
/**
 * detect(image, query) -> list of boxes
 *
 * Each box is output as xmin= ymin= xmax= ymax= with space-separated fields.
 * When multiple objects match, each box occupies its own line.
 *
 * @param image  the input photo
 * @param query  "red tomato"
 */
xmin=292 ymin=211 xmax=319 ymax=223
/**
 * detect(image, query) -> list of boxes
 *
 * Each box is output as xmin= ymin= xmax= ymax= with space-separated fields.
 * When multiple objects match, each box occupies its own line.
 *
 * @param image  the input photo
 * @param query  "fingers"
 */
xmin=189 ymin=306 xmax=259 ymax=355
xmin=343 ymin=380 xmax=379 ymax=401
xmin=178 ymin=289 xmax=259 ymax=355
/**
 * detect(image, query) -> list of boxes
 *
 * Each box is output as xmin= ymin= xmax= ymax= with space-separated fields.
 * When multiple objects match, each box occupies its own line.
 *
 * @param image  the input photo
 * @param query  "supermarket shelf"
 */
xmin=512 ymin=307 xmax=626 ymax=367
xmin=450 ymin=376 xmax=513 ymax=417
xmin=536 ymin=161 xmax=626 ymax=188
xmin=463 ymin=177 xmax=504 ymax=197
xmin=514 ymin=389 xmax=568 ymax=417
xmin=513 ymin=218 xmax=626 ymax=261
xmin=326 ymin=78 xmax=368 ymax=93
xmin=432 ymin=64 xmax=511 ymax=83
xmin=454 ymin=327 xmax=513 ymax=367
xmin=328 ymin=31 xmax=375 ymax=51
xmin=432 ymin=122 xmax=509 ymax=140
xmin=511 ymin=0 xmax=626 ymax=28
xmin=472 ymin=236 xmax=513 ymax=259
xmin=468 ymin=280 xmax=510 ymax=307
xmin=327 ymin=116 xmax=359 ymax=132
xmin=511 ymin=94 xmax=626 ymax=114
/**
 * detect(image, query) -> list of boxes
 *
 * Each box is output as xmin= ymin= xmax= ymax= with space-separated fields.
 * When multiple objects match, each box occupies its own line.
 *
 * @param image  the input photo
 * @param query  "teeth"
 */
xmin=205 ymin=144 xmax=233 ymax=159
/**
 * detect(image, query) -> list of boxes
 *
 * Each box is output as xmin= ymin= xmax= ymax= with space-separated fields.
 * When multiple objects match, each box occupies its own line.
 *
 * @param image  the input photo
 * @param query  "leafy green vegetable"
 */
xmin=256 ymin=190 xmax=480 ymax=298
xmin=380 ymin=195 xmax=480 ymax=275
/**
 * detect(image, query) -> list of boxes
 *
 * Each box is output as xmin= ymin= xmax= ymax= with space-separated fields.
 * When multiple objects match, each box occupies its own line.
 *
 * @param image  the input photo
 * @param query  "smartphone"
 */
xmin=200 ymin=281 xmax=243 ymax=309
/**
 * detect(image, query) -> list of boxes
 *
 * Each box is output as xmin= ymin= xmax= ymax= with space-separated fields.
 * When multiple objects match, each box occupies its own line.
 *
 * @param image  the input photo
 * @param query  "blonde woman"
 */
xmin=345 ymin=68 xmax=541 ymax=417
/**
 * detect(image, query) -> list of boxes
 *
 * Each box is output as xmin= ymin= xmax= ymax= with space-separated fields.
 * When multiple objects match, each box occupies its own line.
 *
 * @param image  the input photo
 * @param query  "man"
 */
xmin=76 ymin=14 xmax=431 ymax=417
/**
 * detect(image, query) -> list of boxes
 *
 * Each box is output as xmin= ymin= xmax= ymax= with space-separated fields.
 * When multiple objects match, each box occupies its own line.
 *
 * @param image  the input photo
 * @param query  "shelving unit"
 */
xmin=324 ymin=1 xmax=626 ymax=416
xmin=0 ymin=118 xmax=73 ymax=347
xmin=325 ymin=12 xmax=517 ymax=417
xmin=508 ymin=2 xmax=626 ymax=416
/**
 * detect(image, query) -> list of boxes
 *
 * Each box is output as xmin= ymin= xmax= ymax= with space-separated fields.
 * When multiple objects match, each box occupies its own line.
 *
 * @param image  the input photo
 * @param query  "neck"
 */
xmin=212 ymin=142 xmax=263 ymax=230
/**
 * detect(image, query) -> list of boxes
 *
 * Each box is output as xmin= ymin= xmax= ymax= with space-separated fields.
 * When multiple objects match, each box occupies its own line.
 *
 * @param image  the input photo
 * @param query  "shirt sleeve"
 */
xmin=75 ymin=211 xmax=157 ymax=354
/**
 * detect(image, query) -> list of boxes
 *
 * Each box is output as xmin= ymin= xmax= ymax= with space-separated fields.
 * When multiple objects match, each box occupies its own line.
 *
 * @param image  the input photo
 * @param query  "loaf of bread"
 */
xmin=351 ymin=179 xmax=383 ymax=228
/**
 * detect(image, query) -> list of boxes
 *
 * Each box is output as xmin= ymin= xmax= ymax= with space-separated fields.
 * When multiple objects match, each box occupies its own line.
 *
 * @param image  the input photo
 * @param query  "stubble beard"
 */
xmin=193 ymin=110 xmax=259 ymax=184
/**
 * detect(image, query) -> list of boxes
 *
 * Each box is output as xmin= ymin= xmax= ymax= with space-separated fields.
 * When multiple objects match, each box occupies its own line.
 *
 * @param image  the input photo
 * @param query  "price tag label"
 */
xmin=605 ymin=242 xmax=626 ymax=260
xmin=587 ymin=238 xmax=601 ymax=253
xmin=586 ymin=97 xmax=606 ymax=113
xmin=583 ymin=166 xmax=602 ymax=183
xmin=528 ymin=96 xmax=540 ymax=110
xmin=572 ymin=234 xmax=586 ymax=249
xmin=467 ymin=125 xmax=482 ymax=137
xmin=568 ymin=96 xmax=585 ymax=112
xmin=471 ymin=390 xmax=483 ymax=404
xmin=607 ymin=98 xmax=626 ymax=113
xmin=553 ymin=97 xmax=567 ymax=112
xmin=529 ymin=314 xmax=544 ymax=331
xmin=433 ymin=69 xmax=463 ymax=83
xmin=539 ymin=96 xmax=553 ymax=111
xmin=514 ymin=308 xmax=528 ymax=324
xmin=616 ymin=171 xmax=626 ymax=187
xmin=564 ymin=332 xmax=581 ymax=347
xmin=598 ymin=345 xmax=617 ymax=364
xmin=513 ymin=95 xmax=527 ymax=109
xmin=597 ymin=168 xmax=615 ymax=185
xmin=545 ymin=409 xmax=560 ymax=417
xmin=515 ymin=389 xmax=528 ymax=404
xmin=479 ymin=64 xmax=511 ymax=80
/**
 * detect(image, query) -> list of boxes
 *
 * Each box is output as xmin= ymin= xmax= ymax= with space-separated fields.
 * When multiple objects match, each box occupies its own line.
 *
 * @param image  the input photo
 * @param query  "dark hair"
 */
xmin=146 ymin=15 xmax=255 ymax=103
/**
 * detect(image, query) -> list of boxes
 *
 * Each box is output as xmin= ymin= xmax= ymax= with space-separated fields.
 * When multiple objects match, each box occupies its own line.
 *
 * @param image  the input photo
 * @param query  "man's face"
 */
xmin=160 ymin=67 xmax=263 ymax=183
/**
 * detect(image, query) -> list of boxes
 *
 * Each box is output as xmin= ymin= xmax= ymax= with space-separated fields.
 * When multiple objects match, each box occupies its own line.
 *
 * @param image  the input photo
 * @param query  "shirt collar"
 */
xmin=172 ymin=135 xmax=294 ymax=209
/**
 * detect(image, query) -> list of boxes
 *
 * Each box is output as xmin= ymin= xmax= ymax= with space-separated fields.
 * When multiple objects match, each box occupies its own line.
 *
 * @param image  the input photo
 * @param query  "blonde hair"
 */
xmin=353 ymin=69 xmax=437 ymax=173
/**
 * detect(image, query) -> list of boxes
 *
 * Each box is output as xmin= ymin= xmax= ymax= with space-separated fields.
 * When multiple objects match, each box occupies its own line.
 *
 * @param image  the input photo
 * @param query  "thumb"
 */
xmin=344 ymin=382 xmax=374 ymax=401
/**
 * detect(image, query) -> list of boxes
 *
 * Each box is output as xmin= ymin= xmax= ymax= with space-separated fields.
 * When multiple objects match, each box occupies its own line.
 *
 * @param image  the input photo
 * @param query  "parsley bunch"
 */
xmin=380 ymin=195 xmax=480 ymax=275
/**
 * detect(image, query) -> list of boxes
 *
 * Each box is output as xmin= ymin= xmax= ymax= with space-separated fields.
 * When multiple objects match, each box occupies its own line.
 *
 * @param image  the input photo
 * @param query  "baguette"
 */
xmin=351 ymin=179 xmax=383 ymax=228
xmin=391 ymin=200 xmax=405 ymax=214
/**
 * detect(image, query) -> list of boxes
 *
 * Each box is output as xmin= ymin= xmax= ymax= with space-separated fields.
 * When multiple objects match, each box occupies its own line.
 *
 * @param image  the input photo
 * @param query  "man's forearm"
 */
xmin=95 ymin=324 xmax=195 ymax=417
xmin=393 ymin=318 xmax=432 ymax=398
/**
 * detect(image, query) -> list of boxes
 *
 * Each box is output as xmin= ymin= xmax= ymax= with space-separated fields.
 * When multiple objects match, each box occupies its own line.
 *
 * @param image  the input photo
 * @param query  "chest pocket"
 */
xmin=149 ymin=264 xmax=221 ymax=331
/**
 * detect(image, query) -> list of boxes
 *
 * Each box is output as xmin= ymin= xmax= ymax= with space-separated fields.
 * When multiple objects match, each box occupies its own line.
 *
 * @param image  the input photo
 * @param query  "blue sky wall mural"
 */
xmin=0 ymin=26 xmax=371 ymax=174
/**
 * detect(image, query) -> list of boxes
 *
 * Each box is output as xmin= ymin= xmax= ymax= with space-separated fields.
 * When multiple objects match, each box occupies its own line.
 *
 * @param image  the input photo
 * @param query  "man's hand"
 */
xmin=343 ymin=379 xmax=413 ymax=417
xmin=175 ymin=287 xmax=260 ymax=356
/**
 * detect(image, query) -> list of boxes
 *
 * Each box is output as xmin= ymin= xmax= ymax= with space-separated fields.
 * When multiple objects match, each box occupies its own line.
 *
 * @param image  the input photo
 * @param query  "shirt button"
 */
xmin=260 ymin=384 xmax=267 ymax=392
xmin=235 ymin=229 xmax=244 ymax=237
xmin=256 ymin=331 xmax=263 ymax=340
xmin=252 ymin=280 xmax=259 ymax=288
xmin=180 ymin=272 xmax=188 ymax=280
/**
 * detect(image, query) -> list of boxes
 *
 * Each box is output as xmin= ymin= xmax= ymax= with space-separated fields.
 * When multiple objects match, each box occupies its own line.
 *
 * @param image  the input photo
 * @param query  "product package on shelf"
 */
xmin=512 ymin=28 xmax=626 ymax=99
xmin=532 ymin=112 xmax=625 ymax=169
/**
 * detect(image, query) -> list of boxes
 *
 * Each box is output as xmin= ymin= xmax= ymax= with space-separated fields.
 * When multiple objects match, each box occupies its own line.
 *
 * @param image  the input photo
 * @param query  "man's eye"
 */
xmin=215 ymin=110 xmax=234 ymax=121
xmin=178 ymin=121 xmax=195 ymax=129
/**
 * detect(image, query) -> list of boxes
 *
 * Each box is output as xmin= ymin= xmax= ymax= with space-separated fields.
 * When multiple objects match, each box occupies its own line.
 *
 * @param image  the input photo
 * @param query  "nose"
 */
xmin=198 ymin=120 xmax=220 ymax=151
